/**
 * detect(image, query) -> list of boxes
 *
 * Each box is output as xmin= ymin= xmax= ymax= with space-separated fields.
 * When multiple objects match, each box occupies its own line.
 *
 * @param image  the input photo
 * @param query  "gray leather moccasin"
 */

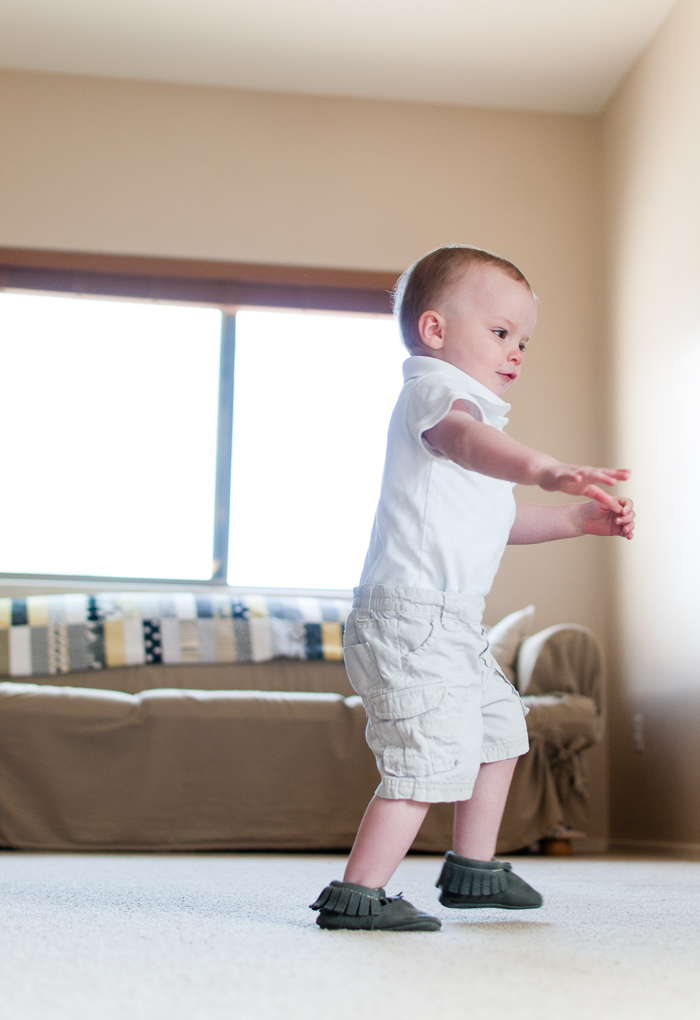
xmin=436 ymin=851 xmax=543 ymax=909
xmin=311 ymin=880 xmax=442 ymax=931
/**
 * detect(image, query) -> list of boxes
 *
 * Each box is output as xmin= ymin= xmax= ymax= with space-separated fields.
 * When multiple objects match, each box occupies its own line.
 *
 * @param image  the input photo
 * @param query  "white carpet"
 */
xmin=2 ymin=852 xmax=699 ymax=1020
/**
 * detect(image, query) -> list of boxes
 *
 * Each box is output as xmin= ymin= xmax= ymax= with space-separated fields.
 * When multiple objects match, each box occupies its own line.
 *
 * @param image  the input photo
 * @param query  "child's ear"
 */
xmin=418 ymin=310 xmax=445 ymax=351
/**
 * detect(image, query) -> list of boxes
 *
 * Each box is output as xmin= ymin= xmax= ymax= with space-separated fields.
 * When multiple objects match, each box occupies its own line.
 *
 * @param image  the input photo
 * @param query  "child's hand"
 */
xmin=538 ymin=464 xmax=630 ymax=509
xmin=579 ymin=495 xmax=635 ymax=540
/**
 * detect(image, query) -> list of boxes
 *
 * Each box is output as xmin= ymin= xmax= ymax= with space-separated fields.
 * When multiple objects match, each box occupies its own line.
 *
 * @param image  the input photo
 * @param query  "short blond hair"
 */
xmin=393 ymin=245 xmax=533 ymax=355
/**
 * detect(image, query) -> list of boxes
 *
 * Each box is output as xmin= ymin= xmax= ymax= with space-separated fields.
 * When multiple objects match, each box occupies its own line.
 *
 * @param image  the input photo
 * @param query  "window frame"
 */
xmin=0 ymin=248 xmax=397 ymax=592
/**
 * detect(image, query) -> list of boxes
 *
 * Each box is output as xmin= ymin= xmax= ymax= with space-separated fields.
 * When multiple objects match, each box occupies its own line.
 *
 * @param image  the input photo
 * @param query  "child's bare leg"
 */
xmin=452 ymin=756 xmax=518 ymax=859
xmin=437 ymin=756 xmax=542 ymax=910
xmin=344 ymin=795 xmax=430 ymax=888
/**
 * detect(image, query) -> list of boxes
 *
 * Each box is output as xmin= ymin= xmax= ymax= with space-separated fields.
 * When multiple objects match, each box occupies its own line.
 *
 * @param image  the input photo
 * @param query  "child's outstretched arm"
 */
xmin=507 ymin=497 xmax=635 ymax=543
xmin=423 ymin=402 xmax=634 ymax=542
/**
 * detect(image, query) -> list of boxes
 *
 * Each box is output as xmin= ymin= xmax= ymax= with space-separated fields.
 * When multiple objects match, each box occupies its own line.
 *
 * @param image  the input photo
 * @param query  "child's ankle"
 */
xmin=452 ymin=847 xmax=496 ymax=863
xmin=343 ymin=869 xmax=384 ymax=889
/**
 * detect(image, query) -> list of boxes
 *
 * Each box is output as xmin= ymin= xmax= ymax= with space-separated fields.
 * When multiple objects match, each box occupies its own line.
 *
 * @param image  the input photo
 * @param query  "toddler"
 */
xmin=310 ymin=245 xmax=634 ymax=931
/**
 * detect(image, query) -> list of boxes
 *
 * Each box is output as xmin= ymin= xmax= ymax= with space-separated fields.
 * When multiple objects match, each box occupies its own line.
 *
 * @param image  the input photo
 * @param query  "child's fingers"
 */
xmin=615 ymin=497 xmax=635 ymax=521
xmin=617 ymin=507 xmax=635 ymax=538
xmin=591 ymin=467 xmax=630 ymax=481
xmin=581 ymin=468 xmax=629 ymax=486
xmin=583 ymin=484 xmax=624 ymax=511
xmin=549 ymin=465 xmax=629 ymax=500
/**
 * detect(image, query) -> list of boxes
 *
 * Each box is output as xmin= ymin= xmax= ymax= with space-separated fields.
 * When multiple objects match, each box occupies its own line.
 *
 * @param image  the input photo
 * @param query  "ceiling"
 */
xmin=0 ymin=0 xmax=680 ymax=115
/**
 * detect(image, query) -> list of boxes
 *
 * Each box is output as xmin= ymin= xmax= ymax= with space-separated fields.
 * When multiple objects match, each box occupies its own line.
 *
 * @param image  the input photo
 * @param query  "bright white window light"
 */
xmin=0 ymin=292 xmax=221 ymax=579
xmin=228 ymin=309 xmax=405 ymax=591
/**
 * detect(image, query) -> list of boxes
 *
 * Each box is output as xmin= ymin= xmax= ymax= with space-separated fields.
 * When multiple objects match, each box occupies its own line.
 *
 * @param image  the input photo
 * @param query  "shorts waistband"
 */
xmin=352 ymin=583 xmax=485 ymax=622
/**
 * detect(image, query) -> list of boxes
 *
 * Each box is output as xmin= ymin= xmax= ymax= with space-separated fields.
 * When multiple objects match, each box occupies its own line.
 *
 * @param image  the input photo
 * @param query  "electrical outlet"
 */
xmin=632 ymin=712 xmax=645 ymax=753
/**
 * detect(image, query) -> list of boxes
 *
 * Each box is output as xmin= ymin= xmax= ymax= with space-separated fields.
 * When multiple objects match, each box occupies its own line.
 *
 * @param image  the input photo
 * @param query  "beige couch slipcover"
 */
xmin=0 ymin=624 xmax=604 ymax=853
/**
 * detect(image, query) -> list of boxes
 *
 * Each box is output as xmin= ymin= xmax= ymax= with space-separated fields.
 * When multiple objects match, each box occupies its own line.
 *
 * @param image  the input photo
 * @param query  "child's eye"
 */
xmin=493 ymin=329 xmax=507 ymax=339
xmin=519 ymin=342 xmax=528 ymax=353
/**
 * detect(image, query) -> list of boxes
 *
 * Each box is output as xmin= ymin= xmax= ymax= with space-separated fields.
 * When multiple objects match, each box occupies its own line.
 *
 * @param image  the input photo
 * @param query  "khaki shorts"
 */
xmin=343 ymin=584 xmax=529 ymax=802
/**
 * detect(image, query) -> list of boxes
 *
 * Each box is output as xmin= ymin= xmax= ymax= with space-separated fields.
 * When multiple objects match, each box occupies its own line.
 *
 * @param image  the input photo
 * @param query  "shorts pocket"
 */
xmin=494 ymin=669 xmax=529 ymax=717
xmin=343 ymin=641 xmax=382 ymax=697
xmin=398 ymin=616 xmax=436 ymax=660
xmin=365 ymin=683 xmax=459 ymax=777
xmin=368 ymin=683 xmax=446 ymax=720
xmin=343 ymin=615 xmax=437 ymax=693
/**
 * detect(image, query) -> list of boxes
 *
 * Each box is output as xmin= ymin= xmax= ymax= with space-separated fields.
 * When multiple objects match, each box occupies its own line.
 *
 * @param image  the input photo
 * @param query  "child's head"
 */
xmin=393 ymin=244 xmax=537 ymax=397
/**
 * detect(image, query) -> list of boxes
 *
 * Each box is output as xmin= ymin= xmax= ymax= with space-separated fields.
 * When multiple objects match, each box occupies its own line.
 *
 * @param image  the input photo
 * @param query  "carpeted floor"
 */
xmin=2 ymin=852 xmax=699 ymax=1019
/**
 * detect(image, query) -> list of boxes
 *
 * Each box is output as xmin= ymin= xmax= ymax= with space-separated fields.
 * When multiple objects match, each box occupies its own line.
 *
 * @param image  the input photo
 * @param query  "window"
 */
xmin=0 ymin=253 xmax=403 ymax=593
xmin=0 ymin=292 xmax=221 ymax=581
xmin=229 ymin=309 xmax=403 ymax=590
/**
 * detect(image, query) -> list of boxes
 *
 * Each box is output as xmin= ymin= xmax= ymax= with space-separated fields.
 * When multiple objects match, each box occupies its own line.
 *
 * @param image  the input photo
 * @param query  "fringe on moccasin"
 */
xmin=436 ymin=852 xmax=511 ymax=897
xmin=436 ymin=850 xmax=543 ymax=909
xmin=310 ymin=880 xmax=384 ymax=917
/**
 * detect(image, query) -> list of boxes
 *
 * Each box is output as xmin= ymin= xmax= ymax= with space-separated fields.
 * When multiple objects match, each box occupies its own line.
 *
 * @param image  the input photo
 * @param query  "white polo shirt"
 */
xmin=359 ymin=356 xmax=516 ymax=596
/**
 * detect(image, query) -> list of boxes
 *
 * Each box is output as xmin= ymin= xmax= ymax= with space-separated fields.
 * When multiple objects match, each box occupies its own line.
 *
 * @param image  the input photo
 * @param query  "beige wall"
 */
xmin=0 ymin=69 xmax=611 ymax=843
xmin=4 ymin=3 xmax=700 ymax=856
xmin=0 ymin=68 xmax=608 ymax=626
xmin=603 ymin=0 xmax=700 ymax=851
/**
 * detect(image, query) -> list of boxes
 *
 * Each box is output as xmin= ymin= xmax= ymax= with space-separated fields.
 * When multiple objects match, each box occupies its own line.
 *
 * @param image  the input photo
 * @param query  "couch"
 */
xmin=0 ymin=594 xmax=604 ymax=854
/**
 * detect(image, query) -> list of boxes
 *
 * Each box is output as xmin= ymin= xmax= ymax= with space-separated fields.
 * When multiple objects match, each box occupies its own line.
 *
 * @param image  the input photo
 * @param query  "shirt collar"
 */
xmin=402 ymin=356 xmax=511 ymax=427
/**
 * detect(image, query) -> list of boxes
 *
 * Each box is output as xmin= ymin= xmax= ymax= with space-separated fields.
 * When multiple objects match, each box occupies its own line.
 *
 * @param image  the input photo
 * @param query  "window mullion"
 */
xmin=211 ymin=313 xmax=236 ymax=582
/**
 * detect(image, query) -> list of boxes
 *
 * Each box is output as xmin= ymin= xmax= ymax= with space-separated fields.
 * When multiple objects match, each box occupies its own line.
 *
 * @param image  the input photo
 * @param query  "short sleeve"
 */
xmin=402 ymin=376 xmax=487 ymax=457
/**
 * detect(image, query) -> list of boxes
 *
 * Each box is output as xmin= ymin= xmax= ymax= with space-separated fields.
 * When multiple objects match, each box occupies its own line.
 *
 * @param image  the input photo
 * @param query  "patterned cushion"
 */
xmin=0 ymin=593 xmax=352 ymax=677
